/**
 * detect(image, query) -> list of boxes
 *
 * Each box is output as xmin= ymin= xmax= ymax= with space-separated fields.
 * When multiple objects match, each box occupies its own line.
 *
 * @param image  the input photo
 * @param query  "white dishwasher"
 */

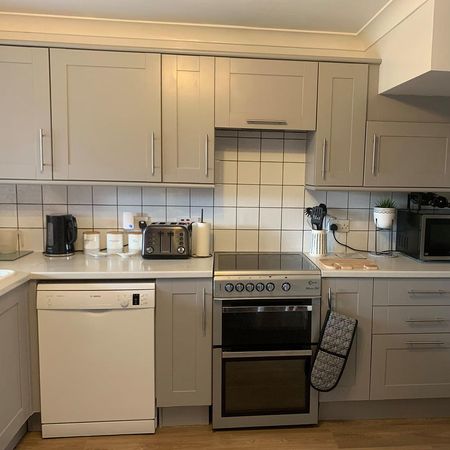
xmin=37 ymin=282 xmax=155 ymax=438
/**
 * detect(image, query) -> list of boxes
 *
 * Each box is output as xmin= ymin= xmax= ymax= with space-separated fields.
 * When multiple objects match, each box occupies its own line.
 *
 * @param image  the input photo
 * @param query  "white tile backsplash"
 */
xmin=5 ymin=132 xmax=410 ymax=254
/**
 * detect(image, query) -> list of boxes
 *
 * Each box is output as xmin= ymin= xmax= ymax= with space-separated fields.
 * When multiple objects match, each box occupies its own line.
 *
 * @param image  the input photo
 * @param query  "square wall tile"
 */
xmin=0 ymin=184 xmax=16 ymax=203
xmin=118 ymin=187 xmax=142 ymax=205
xmin=238 ymin=137 xmax=260 ymax=161
xmin=214 ymin=185 xmax=237 ymax=207
xmin=238 ymin=161 xmax=260 ymax=185
xmin=283 ymin=163 xmax=305 ymax=186
xmin=236 ymin=230 xmax=259 ymax=251
xmin=282 ymin=208 xmax=303 ymax=231
xmin=347 ymin=231 xmax=369 ymax=252
xmin=261 ymin=131 xmax=284 ymax=139
xmin=216 ymin=129 xmax=238 ymax=138
xmin=237 ymin=207 xmax=259 ymax=229
xmin=284 ymin=139 xmax=306 ymax=163
xmin=17 ymin=184 xmax=42 ymax=204
xmin=167 ymin=207 xmax=190 ymax=222
xmin=143 ymin=187 xmax=166 ymax=205
xmin=348 ymin=191 xmax=370 ymax=208
xmin=213 ymin=207 xmax=236 ymax=229
xmin=261 ymin=139 xmax=283 ymax=162
xmin=260 ymin=162 xmax=282 ymax=185
xmin=348 ymin=209 xmax=370 ymax=231
xmin=304 ymin=189 xmax=326 ymax=208
xmin=238 ymin=130 xmax=260 ymax=139
xmin=167 ymin=188 xmax=190 ymax=206
xmin=214 ymin=229 xmax=236 ymax=251
xmin=281 ymin=230 xmax=303 ymax=252
xmin=93 ymin=186 xmax=117 ymax=205
xmin=68 ymin=185 xmax=92 ymax=204
xmin=20 ymin=228 xmax=44 ymax=252
xmin=191 ymin=189 xmax=214 ymax=207
xmin=68 ymin=205 xmax=93 ymax=229
xmin=327 ymin=191 xmax=349 ymax=209
xmin=0 ymin=204 xmax=17 ymax=227
xmin=143 ymin=206 xmax=166 ymax=222
xmin=18 ymin=204 xmax=43 ymax=228
xmin=282 ymin=186 xmax=304 ymax=208
xmin=260 ymin=186 xmax=282 ymax=207
xmin=259 ymin=208 xmax=281 ymax=229
xmin=43 ymin=185 xmax=67 ymax=204
xmin=93 ymin=205 xmax=118 ymax=228
xmin=259 ymin=230 xmax=281 ymax=252
xmin=215 ymin=137 xmax=238 ymax=161
xmin=237 ymin=185 xmax=259 ymax=207
xmin=215 ymin=160 xmax=238 ymax=184
xmin=43 ymin=204 xmax=68 ymax=217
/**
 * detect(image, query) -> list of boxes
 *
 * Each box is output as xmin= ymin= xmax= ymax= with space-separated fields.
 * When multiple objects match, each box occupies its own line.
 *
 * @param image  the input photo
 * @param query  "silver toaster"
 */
xmin=142 ymin=222 xmax=190 ymax=259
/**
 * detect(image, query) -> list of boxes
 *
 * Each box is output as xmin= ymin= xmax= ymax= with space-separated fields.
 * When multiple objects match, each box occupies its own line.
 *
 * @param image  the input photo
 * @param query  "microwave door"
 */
xmin=422 ymin=216 xmax=450 ymax=259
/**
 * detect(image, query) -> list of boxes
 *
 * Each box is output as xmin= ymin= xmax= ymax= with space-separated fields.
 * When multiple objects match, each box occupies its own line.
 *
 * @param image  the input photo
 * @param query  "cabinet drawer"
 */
xmin=374 ymin=279 xmax=450 ymax=306
xmin=371 ymin=334 xmax=450 ymax=400
xmin=373 ymin=306 xmax=450 ymax=334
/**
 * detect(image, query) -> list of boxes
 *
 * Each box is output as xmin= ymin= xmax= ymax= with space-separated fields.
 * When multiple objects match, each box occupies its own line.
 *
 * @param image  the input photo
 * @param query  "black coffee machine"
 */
xmin=45 ymin=214 xmax=77 ymax=256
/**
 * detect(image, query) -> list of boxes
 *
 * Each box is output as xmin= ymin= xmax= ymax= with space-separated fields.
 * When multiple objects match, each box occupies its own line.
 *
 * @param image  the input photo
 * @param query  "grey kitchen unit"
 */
xmin=306 ymin=62 xmax=368 ymax=187
xmin=0 ymin=284 xmax=32 ymax=450
xmin=215 ymin=58 xmax=318 ymax=130
xmin=156 ymin=279 xmax=212 ymax=407
xmin=162 ymin=55 xmax=215 ymax=184
xmin=0 ymin=46 xmax=52 ymax=180
xmin=50 ymin=49 xmax=162 ymax=183
xmin=371 ymin=279 xmax=450 ymax=400
xmin=320 ymin=279 xmax=373 ymax=402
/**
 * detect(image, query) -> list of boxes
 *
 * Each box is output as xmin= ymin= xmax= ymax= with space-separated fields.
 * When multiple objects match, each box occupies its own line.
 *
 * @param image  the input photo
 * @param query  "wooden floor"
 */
xmin=16 ymin=418 xmax=450 ymax=450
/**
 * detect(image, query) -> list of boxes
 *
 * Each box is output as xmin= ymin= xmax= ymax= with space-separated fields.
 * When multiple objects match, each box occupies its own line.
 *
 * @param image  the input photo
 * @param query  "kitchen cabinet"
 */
xmin=0 ymin=284 xmax=32 ymax=450
xmin=215 ymin=57 xmax=317 ymax=130
xmin=0 ymin=46 xmax=52 ymax=180
xmin=306 ymin=62 xmax=368 ymax=187
xmin=162 ymin=55 xmax=215 ymax=183
xmin=319 ymin=279 xmax=373 ymax=402
xmin=371 ymin=278 xmax=450 ymax=400
xmin=364 ymin=121 xmax=450 ymax=188
xmin=156 ymin=279 xmax=212 ymax=407
xmin=51 ymin=49 xmax=161 ymax=182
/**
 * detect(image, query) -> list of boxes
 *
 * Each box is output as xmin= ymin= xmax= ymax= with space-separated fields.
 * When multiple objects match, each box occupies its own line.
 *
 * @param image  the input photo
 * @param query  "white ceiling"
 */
xmin=0 ymin=0 xmax=391 ymax=34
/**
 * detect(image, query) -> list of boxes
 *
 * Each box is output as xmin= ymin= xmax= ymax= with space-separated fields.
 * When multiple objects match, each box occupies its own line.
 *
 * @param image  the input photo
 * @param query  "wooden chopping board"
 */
xmin=319 ymin=258 xmax=379 ymax=270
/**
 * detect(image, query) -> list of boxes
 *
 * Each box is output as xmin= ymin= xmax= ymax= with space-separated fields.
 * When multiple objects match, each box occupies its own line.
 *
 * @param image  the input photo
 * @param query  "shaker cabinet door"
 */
xmin=51 ymin=49 xmax=161 ymax=182
xmin=307 ymin=63 xmax=368 ymax=187
xmin=364 ymin=121 xmax=450 ymax=188
xmin=319 ymin=279 xmax=373 ymax=402
xmin=162 ymin=55 xmax=214 ymax=183
xmin=215 ymin=58 xmax=317 ymax=130
xmin=0 ymin=46 xmax=52 ymax=180
xmin=156 ymin=279 xmax=212 ymax=407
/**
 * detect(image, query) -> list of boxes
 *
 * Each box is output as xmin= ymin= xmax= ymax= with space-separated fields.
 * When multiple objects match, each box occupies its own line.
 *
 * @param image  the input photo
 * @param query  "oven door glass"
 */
xmin=222 ymin=352 xmax=310 ymax=417
xmin=424 ymin=217 xmax=450 ymax=257
xmin=222 ymin=300 xmax=312 ymax=350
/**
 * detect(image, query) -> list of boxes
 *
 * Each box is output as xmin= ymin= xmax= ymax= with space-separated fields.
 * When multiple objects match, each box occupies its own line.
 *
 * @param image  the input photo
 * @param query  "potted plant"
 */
xmin=373 ymin=198 xmax=396 ymax=229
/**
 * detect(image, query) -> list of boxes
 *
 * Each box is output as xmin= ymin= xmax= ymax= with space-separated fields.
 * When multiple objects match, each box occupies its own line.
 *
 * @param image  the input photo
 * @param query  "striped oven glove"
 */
xmin=310 ymin=310 xmax=358 ymax=392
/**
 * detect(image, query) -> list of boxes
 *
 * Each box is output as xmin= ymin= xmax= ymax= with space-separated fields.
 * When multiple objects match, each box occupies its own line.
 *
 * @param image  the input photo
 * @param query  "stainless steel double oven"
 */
xmin=213 ymin=252 xmax=321 ymax=429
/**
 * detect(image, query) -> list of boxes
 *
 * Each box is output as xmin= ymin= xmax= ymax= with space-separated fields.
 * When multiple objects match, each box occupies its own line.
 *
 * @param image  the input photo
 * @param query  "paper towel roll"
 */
xmin=192 ymin=222 xmax=211 ymax=257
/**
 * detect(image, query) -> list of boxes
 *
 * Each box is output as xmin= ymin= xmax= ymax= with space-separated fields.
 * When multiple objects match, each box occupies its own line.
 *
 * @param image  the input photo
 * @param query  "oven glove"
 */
xmin=310 ymin=310 xmax=358 ymax=392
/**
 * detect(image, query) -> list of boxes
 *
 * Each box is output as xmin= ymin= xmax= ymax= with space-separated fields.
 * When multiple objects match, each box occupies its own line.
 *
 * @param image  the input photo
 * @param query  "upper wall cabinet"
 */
xmin=364 ymin=121 xmax=450 ymax=188
xmin=306 ymin=63 xmax=368 ymax=187
xmin=215 ymin=58 xmax=317 ymax=130
xmin=162 ymin=55 xmax=215 ymax=184
xmin=51 ymin=49 xmax=161 ymax=182
xmin=0 ymin=46 xmax=52 ymax=180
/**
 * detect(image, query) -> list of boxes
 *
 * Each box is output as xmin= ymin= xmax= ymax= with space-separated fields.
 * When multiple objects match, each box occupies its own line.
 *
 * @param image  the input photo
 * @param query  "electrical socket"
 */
xmin=329 ymin=219 xmax=350 ymax=233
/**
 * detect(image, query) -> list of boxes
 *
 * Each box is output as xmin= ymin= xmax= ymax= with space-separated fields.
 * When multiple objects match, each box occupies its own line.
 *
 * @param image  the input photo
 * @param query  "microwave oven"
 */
xmin=396 ymin=210 xmax=450 ymax=261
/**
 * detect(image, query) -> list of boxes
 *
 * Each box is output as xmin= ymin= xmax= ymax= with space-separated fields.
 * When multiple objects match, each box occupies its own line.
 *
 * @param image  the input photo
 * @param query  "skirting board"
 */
xmin=320 ymin=398 xmax=450 ymax=421
xmin=158 ymin=406 xmax=210 ymax=427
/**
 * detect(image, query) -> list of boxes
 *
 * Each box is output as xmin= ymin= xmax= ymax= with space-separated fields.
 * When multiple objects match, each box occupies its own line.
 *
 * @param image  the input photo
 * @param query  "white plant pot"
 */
xmin=373 ymin=207 xmax=396 ymax=229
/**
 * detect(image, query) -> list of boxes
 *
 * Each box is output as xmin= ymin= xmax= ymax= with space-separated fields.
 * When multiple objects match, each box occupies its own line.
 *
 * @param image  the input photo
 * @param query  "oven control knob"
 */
xmin=224 ymin=283 xmax=234 ymax=292
xmin=255 ymin=283 xmax=265 ymax=292
xmin=235 ymin=283 xmax=245 ymax=292
xmin=266 ymin=282 xmax=275 ymax=292
xmin=245 ymin=283 xmax=255 ymax=292
xmin=282 ymin=282 xmax=291 ymax=292
xmin=145 ymin=246 xmax=154 ymax=254
xmin=177 ymin=246 xmax=186 ymax=254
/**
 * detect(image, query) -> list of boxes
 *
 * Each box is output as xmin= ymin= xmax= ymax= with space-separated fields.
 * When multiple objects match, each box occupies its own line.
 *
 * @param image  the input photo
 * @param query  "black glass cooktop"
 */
xmin=214 ymin=252 xmax=319 ymax=275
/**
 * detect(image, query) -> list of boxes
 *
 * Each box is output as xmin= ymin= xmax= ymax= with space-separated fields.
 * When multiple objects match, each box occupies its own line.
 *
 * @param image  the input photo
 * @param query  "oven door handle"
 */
xmin=222 ymin=350 xmax=313 ymax=358
xmin=222 ymin=305 xmax=312 ymax=313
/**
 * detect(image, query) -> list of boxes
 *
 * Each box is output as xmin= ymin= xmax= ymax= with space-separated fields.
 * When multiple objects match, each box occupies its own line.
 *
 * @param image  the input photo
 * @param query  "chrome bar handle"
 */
xmin=39 ymin=128 xmax=45 ymax=173
xmin=151 ymin=132 xmax=155 ymax=176
xmin=405 ymin=318 xmax=447 ymax=323
xmin=202 ymin=288 xmax=206 ymax=336
xmin=406 ymin=341 xmax=445 ymax=346
xmin=321 ymin=138 xmax=327 ymax=179
xmin=222 ymin=305 xmax=312 ymax=313
xmin=223 ymin=350 xmax=312 ymax=359
xmin=204 ymin=134 xmax=208 ymax=177
xmin=371 ymin=134 xmax=377 ymax=175
xmin=327 ymin=287 xmax=332 ymax=309
xmin=246 ymin=119 xmax=288 ymax=126
xmin=408 ymin=290 xmax=450 ymax=295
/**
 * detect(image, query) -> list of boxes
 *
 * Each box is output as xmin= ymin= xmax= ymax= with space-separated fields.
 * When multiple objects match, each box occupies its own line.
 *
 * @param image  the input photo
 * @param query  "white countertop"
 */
xmin=308 ymin=253 xmax=450 ymax=278
xmin=0 ymin=252 xmax=213 ymax=297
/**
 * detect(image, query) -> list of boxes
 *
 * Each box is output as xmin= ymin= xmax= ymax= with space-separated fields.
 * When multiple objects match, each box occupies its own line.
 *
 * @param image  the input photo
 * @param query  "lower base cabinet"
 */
xmin=0 ymin=284 xmax=31 ymax=450
xmin=156 ymin=279 xmax=212 ymax=407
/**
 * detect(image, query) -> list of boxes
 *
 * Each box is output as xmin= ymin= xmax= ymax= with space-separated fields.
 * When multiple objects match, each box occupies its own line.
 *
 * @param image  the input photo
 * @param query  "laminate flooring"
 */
xmin=16 ymin=418 xmax=450 ymax=450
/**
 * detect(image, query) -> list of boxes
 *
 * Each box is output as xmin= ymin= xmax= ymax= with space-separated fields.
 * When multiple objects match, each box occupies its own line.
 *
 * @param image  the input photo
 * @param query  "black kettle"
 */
xmin=45 ymin=214 xmax=77 ymax=256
